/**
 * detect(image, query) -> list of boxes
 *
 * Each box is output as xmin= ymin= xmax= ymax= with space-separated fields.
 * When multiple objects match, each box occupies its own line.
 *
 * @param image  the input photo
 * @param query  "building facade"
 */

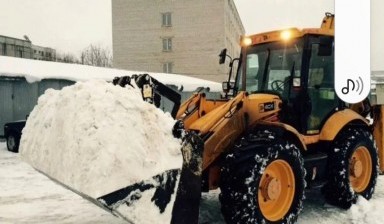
xmin=0 ymin=35 xmax=33 ymax=59
xmin=0 ymin=35 xmax=56 ymax=61
xmin=112 ymin=0 xmax=244 ymax=82
xmin=32 ymin=45 xmax=56 ymax=61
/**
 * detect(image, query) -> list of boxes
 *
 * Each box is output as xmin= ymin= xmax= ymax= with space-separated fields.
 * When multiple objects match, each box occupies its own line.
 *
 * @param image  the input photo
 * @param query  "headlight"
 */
xmin=241 ymin=37 xmax=252 ymax=46
xmin=280 ymin=30 xmax=292 ymax=41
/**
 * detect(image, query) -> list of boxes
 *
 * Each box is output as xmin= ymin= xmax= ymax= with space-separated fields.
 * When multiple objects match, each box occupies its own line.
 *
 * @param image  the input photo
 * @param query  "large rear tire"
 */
xmin=323 ymin=127 xmax=378 ymax=209
xmin=219 ymin=130 xmax=306 ymax=223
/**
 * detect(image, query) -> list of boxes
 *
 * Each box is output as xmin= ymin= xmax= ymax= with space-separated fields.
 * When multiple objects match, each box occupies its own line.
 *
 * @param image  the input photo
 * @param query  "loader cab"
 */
xmin=236 ymin=32 xmax=338 ymax=134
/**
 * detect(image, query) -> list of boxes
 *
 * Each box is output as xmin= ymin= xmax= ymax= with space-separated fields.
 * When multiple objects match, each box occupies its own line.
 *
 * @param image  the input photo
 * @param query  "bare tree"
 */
xmin=80 ymin=44 xmax=113 ymax=67
xmin=56 ymin=52 xmax=80 ymax=64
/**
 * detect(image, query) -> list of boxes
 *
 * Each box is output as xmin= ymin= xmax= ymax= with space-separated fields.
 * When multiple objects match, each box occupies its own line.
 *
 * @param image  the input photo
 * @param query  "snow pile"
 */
xmin=19 ymin=79 xmax=182 ymax=200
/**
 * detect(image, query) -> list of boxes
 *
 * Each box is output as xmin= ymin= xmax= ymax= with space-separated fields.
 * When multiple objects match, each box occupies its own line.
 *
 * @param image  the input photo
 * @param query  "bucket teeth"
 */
xmin=171 ymin=131 xmax=204 ymax=224
xmin=97 ymin=169 xmax=180 ymax=213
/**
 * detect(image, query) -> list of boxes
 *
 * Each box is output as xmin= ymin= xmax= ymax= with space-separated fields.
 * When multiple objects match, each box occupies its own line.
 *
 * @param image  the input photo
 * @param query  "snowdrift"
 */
xmin=20 ymin=79 xmax=182 ymax=223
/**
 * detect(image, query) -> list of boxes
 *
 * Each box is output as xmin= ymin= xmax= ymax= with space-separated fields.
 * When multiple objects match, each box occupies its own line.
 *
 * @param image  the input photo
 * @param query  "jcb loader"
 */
xmin=33 ymin=13 xmax=383 ymax=223
xmin=168 ymin=13 xmax=381 ymax=223
xmin=112 ymin=13 xmax=383 ymax=223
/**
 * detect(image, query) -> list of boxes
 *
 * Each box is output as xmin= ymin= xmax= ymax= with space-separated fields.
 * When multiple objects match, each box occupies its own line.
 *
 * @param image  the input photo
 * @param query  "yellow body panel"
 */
xmin=188 ymin=92 xmax=245 ymax=134
xmin=202 ymin=108 xmax=245 ymax=169
xmin=319 ymin=109 xmax=368 ymax=141
xmin=177 ymin=93 xmax=227 ymax=129
xmin=176 ymin=93 xmax=201 ymax=119
xmin=243 ymin=94 xmax=281 ymax=127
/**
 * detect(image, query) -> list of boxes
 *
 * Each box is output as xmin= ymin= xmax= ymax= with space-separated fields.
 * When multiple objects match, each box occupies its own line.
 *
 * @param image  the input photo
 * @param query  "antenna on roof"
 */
xmin=23 ymin=35 xmax=31 ymax=42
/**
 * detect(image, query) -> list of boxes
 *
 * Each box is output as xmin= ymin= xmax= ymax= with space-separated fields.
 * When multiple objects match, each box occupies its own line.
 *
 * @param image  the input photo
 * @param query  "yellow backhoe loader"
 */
xmin=31 ymin=13 xmax=384 ymax=223
xmin=166 ymin=13 xmax=381 ymax=223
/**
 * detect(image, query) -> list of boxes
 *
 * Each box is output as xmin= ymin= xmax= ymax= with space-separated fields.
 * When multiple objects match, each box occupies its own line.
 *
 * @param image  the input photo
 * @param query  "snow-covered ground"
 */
xmin=0 ymin=142 xmax=125 ymax=224
xmin=1 ymin=141 xmax=384 ymax=223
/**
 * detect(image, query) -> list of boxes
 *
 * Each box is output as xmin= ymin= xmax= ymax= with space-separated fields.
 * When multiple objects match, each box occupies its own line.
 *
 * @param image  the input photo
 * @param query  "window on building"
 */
xmin=163 ymin=62 xmax=173 ymax=73
xmin=15 ymin=46 xmax=23 ymax=58
xmin=162 ymin=38 xmax=172 ymax=51
xmin=162 ymin=12 xmax=172 ymax=27
xmin=2 ymin=43 xmax=7 ymax=55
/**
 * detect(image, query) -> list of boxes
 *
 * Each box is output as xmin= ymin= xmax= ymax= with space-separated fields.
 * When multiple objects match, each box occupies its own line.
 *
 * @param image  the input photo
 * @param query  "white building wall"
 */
xmin=372 ymin=0 xmax=384 ymax=72
xmin=112 ymin=0 xmax=244 ymax=82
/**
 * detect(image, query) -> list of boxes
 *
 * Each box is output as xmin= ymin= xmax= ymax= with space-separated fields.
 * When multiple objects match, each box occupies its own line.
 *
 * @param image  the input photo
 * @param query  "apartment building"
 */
xmin=0 ymin=35 xmax=56 ymax=61
xmin=32 ymin=45 xmax=56 ymax=61
xmin=0 ymin=35 xmax=33 ymax=59
xmin=112 ymin=0 xmax=244 ymax=82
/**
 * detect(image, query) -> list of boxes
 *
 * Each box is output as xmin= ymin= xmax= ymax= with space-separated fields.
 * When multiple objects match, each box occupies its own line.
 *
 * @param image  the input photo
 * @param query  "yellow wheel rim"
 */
xmin=258 ymin=159 xmax=295 ymax=221
xmin=349 ymin=146 xmax=372 ymax=193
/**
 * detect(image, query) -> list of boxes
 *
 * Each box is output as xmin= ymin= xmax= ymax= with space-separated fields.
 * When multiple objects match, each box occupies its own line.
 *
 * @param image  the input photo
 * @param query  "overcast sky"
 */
xmin=0 ymin=0 xmax=382 ymax=70
xmin=0 ymin=0 xmax=112 ymax=55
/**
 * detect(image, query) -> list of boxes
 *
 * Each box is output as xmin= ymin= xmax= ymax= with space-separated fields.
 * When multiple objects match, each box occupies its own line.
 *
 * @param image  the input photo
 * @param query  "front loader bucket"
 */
xmin=92 ymin=132 xmax=204 ymax=223
xmin=20 ymin=77 xmax=202 ymax=223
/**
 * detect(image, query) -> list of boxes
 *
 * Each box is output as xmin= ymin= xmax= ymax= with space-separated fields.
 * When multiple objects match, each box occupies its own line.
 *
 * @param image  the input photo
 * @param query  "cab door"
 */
xmin=306 ymin=37 xmax=339 ymax=134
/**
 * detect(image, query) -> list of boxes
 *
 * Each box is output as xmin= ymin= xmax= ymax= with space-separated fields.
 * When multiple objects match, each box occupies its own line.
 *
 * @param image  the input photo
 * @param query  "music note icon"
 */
xmin=341 ymin=77 xmax=363 ymax=95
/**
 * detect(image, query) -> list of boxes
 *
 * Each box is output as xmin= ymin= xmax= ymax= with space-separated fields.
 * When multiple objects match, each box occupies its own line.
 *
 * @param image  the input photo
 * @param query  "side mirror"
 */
xmin=318 ymin=36 xmax=333 ymax=56
xmin=219 ymin=48 xmax=227 ymax=64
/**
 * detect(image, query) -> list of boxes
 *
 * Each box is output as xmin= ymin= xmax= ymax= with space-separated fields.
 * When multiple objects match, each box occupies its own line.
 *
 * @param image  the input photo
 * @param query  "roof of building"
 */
xmin=0 ymin=35 xmax=31 ymax=43
xmin=0 ymin=56 xmax=222 ymax=92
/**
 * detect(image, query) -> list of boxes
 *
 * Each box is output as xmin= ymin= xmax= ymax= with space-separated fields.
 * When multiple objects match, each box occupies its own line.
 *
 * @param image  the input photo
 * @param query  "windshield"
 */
xmin=243 ymin=39 xmax=303 ymax=96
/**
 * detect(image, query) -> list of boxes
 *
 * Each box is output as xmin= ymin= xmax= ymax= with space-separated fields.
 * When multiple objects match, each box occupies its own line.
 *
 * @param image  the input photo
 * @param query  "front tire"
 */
xmin=219 ymin=131 xmax=306 ymax=223
xmin=324 ymin=127 xmax=378 ymax=209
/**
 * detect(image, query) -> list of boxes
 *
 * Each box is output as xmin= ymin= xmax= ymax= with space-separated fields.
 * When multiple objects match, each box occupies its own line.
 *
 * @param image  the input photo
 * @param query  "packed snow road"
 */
xmin=0 ymin=142 xmax=126 ymax=224
xmin=1 ymin=142 xmax=384 ymax=224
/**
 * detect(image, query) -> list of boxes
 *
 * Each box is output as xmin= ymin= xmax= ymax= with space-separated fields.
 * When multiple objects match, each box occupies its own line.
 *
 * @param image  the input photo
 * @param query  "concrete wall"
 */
xmin=372 ymin=0 xmax=384 ymax=72
xmin=112 ymin=0 xmax=244 ymax=83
